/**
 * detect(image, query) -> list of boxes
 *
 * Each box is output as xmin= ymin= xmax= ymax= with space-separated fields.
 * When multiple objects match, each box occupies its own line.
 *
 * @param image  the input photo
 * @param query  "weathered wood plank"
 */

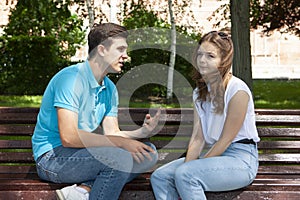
xmin=0 ymin=125 xmax=35 ymax=136
xmin=0 ymin=140 xmax=32 ymax=149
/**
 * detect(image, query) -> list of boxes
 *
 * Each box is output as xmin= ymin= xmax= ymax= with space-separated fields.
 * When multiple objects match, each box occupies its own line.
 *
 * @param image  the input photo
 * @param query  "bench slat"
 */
xmin=1 ymin=125 xmax=300 ymax=138
xmin=259 ymin=153 xmax=300 ymax=164
xmin=258 ymin=127 xmax=300 ymax=138
xmin=1 ymin=109 xmax=300 ymax=127
xmin=255 ymin=115 xmax=300 ymax=126
xmin=1 ymin=152 xmax=299 ymax=165
xmin=258 ymin=141 xmax=300 ymax=150
xmin=0 ymin=140 xmax=32 ymax=149
xmin=0 ymin=152 xmax=33 ymax=163
xmin=1 ymin=165 xmax=299 ymax=177
xmin=0 ymin=125 xmax=35 ymax=136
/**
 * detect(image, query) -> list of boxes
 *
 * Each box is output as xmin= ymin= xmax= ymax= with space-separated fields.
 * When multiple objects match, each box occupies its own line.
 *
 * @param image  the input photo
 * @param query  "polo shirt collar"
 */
xmin=83 ymin=60 xmax=107 ymax=89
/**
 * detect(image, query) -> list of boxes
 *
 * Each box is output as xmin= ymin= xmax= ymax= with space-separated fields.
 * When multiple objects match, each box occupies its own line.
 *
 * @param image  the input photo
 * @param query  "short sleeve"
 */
xmin=53 ymin=71 xmax=83 ymax=113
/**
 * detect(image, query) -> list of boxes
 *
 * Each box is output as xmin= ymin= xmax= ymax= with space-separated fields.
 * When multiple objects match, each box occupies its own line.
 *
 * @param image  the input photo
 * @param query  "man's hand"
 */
xmin=119 ymin=138 xmax=156 ymax=163
xmin=142 ymin=109 xmax=161 ymax=135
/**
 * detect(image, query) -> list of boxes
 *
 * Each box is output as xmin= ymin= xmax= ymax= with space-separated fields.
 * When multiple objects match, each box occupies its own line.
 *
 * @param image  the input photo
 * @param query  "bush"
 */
xmin=0 ymin=36 xmax=70 ymax=95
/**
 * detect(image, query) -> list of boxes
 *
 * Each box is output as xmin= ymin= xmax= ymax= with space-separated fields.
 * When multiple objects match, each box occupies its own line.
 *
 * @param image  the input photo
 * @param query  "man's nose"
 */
xmin=121 ymin=52 xmax=129 ymax=61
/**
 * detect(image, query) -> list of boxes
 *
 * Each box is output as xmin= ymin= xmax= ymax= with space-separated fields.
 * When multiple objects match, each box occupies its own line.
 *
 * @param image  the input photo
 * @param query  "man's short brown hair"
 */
xmin=88 ymin=23 xmax=128 ymax=58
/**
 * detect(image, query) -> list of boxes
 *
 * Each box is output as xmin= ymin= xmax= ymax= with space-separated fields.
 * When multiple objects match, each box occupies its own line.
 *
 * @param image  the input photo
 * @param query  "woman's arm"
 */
xmin=185 ymin=105 xmax=205 ymax=162
xmin=203 ymin=90 xmax=249 ymax=158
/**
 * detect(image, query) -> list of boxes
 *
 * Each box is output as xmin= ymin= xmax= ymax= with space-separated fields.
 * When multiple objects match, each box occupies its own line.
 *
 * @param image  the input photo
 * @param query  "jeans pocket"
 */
xmin=36 ymin=156 xmax=62 ymax=183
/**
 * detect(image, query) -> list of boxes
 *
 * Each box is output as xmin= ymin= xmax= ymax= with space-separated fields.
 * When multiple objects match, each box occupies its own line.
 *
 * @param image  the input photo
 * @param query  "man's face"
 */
xmin=103 ymin=37 xmax=128 ymax=73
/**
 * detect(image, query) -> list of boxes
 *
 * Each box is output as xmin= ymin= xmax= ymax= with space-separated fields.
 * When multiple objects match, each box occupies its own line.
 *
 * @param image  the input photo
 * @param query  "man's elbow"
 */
xmin=60 ymin=137 xmax=76 ymax=147
xmin=60 ymin=132 xmax=80 ymax=147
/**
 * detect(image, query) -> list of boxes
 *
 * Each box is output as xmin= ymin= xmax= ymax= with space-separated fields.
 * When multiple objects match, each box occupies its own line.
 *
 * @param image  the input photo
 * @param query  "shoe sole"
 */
xmin=56 ymin=189 xmax=66 ymax=200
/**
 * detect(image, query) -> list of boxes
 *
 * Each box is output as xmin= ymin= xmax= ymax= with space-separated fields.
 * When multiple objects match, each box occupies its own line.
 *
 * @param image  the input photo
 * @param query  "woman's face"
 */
xmin=196 ymin=41 xmax=221 ymax=76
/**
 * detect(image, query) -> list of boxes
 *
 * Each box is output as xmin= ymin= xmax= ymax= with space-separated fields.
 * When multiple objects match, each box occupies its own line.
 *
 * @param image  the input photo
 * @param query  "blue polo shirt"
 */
xmin=32 ymin=60 xmax=118 ymax=161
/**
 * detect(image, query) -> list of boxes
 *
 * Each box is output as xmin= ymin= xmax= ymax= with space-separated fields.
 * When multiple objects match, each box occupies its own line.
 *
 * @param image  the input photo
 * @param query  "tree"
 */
xmin=167 ymin=0 xmax=176 ymax=102
xmin=86 ymin=0 xmax=95 ymax=28
xmin=250 ymin=0 xmax=300 ymax=37
xmin=230 ymin=0 xmax=253 ymax=90
xmin=209 ymin=0 xmax=299 ymax=90
xmin=210 ymin=0 xmax=299 ymax=36
xmin=1 ymin=0 xmax=86 ymax=94
xmin=4 ymin=0 xmax=85 ymax=60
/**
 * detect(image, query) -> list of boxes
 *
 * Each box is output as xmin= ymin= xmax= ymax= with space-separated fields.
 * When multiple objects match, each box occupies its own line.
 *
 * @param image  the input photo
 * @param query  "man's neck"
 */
xmin=88 ymin=59 xmax=107 ymax=85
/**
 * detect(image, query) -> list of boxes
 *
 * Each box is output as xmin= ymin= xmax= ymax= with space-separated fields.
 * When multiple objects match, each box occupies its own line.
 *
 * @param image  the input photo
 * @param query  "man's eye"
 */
xmin=118 ymin=47 xmax=127 ymax=52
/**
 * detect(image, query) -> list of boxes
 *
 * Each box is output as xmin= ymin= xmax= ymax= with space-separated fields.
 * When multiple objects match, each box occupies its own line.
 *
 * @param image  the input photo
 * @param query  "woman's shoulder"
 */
xmin=229 ymin=76 xmax=250 ymax=89
xmin=226 ymin=76 xmax=252 ymax=98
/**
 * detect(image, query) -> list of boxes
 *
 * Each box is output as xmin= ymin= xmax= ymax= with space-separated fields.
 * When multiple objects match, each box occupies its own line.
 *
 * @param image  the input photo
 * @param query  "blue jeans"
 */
xmin=36 ymin=142 xmax=158 ymax=200
xmin=150 ymin=143 xmax=259 ymax=200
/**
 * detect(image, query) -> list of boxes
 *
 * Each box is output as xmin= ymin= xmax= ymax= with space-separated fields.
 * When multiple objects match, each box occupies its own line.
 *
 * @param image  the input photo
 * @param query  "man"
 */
xmin=32 ymin=23 xmax=160 ymax=200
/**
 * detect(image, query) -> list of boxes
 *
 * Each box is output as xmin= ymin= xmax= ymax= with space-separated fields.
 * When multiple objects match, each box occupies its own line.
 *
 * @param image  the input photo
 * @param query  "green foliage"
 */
xmin=250 ymin=0 xmax=299 ymax=36
xmin=108 ymin=1 xmax=199 ymax=100
xmin=210 ymin=0 xmax=299 ymax=36
xmin=0 ymin=36 xmax=71 ymax=94
xmin=4 ymin=0 xmax=86 ymax=58
xmin=0 ymin=0 xmax=85 ymax=95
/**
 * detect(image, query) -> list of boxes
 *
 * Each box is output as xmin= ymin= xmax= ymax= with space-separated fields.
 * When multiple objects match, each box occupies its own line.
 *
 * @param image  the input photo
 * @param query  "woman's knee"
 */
xmin=174 ymin=164 xmax=192 ymax=183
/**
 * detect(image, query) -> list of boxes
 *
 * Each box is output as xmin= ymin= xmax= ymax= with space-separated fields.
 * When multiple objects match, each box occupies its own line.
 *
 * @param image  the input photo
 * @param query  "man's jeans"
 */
xmin=36 ymin=142 xmax=158 ymax=200
xmin=150 ymin=142 xmax=259 ymax=200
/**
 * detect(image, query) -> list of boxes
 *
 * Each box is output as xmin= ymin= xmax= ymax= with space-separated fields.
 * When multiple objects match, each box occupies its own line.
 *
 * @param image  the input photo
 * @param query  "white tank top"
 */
xmin=193 ymin=76 xmax=260 ymax=144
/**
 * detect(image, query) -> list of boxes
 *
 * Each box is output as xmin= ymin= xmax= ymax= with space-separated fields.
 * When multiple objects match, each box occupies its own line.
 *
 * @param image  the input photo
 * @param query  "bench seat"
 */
xmin=0 ymin=107 xmax=300 ymax=200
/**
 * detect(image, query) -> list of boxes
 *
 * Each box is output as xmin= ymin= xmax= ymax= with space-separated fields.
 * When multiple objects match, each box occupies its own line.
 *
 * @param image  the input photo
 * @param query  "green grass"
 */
xmin=253 ymin=79 xmax=300 ymax=109
xmin=0 ymin=95 xmax=42 ymax=107
xmin=0 ymin=79 xmax=299 ymax=109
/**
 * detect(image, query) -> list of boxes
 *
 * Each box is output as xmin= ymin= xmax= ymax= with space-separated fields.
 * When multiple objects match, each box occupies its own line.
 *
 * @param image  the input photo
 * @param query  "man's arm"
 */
xmin=57 ymin=107 xmax=156 ymax=163
xmin=102 ymin=109 xmax=161 ymax=139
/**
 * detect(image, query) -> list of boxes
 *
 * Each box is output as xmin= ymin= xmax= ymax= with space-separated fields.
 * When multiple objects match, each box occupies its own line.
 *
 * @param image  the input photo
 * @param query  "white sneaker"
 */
xmin=56 ymin=184 xmax=88 ymax=200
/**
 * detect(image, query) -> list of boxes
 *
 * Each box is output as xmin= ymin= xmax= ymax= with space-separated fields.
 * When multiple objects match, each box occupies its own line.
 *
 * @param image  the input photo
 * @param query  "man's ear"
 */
xmin=97 ymin=45 xmax=106 ymax=56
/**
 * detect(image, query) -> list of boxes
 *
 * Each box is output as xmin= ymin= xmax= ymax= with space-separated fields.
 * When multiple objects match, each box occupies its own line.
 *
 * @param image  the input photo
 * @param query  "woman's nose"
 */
xmin=197 ymin=55 xmax=205 ymax=64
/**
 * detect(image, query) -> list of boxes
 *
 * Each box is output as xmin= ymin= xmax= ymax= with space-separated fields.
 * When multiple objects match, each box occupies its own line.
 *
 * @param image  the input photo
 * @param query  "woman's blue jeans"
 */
xmin=36 ymin=142 xmax=158 ymax=200
xmin=150 ymin=142 xmax=259 ymax=200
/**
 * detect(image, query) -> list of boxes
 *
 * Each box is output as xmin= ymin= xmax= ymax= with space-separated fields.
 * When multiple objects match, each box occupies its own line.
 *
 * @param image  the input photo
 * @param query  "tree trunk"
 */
xmin=110 ymin=0 xmax=118 ymax=23
xmin=86 ymin=0 xmax=95 ymax=28
xmin=230 ymin=0 xmax=253 ymax=90
xmin=167 ymin=0 xmax=176 ymax=102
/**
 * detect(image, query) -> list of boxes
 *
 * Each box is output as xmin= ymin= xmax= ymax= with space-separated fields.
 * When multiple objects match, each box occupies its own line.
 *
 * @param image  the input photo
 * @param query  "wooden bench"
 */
xmin=0 ymin=107 xmax=300 ymax=200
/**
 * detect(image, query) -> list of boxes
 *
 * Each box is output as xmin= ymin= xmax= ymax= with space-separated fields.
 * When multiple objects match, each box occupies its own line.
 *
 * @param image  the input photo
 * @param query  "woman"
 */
xmin=150 ymin=31 xmax=260 ymax=200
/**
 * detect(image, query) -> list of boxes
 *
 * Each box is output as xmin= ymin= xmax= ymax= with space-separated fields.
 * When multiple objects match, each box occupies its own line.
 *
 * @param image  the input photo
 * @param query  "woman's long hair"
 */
xmin=191 ymin=31 xmax=233 ymax=114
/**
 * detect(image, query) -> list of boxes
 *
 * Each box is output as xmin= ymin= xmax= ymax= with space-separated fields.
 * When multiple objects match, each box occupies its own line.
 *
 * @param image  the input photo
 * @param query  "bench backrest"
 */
xmin=0 ymin=107 xmax=300 ymax=166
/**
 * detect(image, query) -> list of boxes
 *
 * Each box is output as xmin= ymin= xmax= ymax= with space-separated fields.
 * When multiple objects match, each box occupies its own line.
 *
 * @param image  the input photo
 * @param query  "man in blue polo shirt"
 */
xmin=32 ymin=23 xmax=160 ymax=200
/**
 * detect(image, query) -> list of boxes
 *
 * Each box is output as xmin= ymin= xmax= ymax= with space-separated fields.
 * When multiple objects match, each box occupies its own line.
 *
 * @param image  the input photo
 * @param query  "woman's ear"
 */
xmin=97 ymin=45 xmax=106 ymax=57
